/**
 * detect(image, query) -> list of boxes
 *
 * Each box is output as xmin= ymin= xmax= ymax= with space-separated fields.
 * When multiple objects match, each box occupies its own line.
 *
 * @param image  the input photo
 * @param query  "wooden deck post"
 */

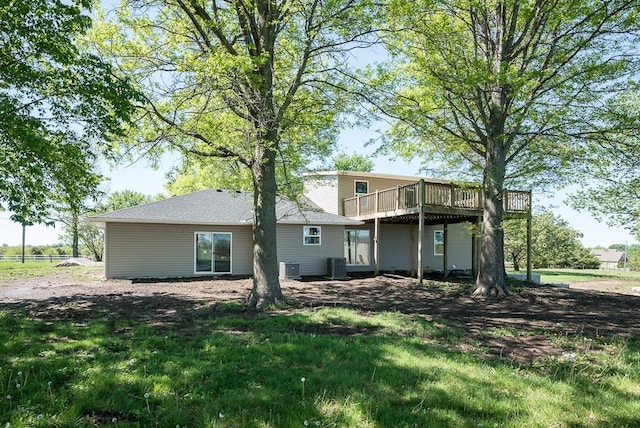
xmin=526 ymin=191 xmax=533 ymax=282
xmin=418 ymin=179 xmax=425 ymax=284
xmin=374 ymin=191 xmax=380 ymax=276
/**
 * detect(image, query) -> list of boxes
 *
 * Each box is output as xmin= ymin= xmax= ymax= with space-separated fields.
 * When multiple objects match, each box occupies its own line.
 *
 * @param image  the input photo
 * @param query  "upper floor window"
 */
xmin=303 ymin=226 xmax=321 ymax=245
xmin=354 ymin=180 xmax=369 ymax=195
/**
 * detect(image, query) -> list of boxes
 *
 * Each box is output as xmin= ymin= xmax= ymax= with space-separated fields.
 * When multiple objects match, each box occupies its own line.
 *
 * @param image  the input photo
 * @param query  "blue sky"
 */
xmin=1 ymin=125 xmax=637 ymax=248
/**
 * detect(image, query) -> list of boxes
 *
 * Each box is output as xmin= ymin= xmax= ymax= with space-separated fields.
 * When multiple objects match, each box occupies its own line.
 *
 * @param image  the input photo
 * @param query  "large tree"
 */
xmin=379 ymin=0 xmax=640 ymax=296
xmin=166 ymin=151 xmax=375 ymax=196
xmin=93 ymin=0 xmax=375 ymax=307
xmin=166 ymin=159 xmax=254 ymax=196
xmin=0 ymin=0 xmax=138 ymax=225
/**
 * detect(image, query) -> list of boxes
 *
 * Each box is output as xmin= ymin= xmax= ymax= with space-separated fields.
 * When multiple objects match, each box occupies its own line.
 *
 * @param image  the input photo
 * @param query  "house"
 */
xmin=303 ymin=171 xmax=532 ymax=281
xmin=590 ymin=248 xmax=627 ymax=270
xmin=89 ymin=189 xmax=361 ymax=278
xmin=91 ymin=171 xmax=533 ymax=280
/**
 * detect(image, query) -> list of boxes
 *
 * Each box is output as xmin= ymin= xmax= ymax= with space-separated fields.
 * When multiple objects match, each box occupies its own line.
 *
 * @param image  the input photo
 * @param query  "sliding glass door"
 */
xmin=195 ymin=232 xmax=232 ymax=274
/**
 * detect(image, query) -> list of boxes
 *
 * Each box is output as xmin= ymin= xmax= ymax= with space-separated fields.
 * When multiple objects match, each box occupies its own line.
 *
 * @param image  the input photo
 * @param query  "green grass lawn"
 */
xmin=1 ymin=303 xmax=639 ymax=427
xmin=511 ymin=268 xmax=640 ymax=285
xmin=2 ymin=264 xmax=639 ymax=426
xmin=0 ymin=261 xmax=102 ymax=281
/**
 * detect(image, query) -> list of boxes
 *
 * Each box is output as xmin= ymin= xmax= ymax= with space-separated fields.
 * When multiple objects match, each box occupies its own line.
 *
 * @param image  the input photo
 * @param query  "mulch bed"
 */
xmin=2 ymin=273 xmax=639 ymax=363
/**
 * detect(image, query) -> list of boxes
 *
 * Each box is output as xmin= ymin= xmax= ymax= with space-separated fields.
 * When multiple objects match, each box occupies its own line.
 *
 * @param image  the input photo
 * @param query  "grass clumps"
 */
xmin=1 ymin=304 xmax=639 ymax=427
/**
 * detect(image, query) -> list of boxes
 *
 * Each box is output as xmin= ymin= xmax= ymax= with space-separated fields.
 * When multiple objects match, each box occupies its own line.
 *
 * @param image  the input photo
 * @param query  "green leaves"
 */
xmin=504 ymin=211 xmax=600 ymax=270
xmin=92 ymin=0 xmax=376 ymax=180
xmin=0 ymin=0 xmax=139 ymax=224
xmin=380 ymin=0 xmax=640 ymax=189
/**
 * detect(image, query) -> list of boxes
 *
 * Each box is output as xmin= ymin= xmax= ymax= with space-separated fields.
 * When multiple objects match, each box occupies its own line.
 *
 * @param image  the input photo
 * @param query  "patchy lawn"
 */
xmin=1 ymin=270 xmax=639 ymax=427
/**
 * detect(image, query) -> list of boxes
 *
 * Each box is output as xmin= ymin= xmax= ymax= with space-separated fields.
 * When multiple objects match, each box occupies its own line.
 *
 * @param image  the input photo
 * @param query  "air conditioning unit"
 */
xmin=279 ymin=261 xmax=301 ymax=279
xmin=327 ymin=257 xmax=347 ymax=279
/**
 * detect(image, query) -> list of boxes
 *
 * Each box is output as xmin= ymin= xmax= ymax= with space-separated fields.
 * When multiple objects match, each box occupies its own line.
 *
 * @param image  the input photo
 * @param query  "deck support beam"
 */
xmin=526 ymin=191 xmax=533 ymax=282
xmin=374 ymin=217 xmax=380 ymax=276
xmin=418 ymin=179 xmax=425 ymax=284
xmin=374 ymin=190 xmax=380 ymax=276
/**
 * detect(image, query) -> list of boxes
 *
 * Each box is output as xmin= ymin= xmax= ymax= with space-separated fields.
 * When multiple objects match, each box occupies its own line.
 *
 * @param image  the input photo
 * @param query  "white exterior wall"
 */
xmin=104 ymin=223 xmax=254 ymax=278
xmin=344 ymin=222 xmax=473 ymax=273
xmin=277 ymin=224 xmax=345 ymax=276
xmin=103 ymin=221 xmax=472 ymax=278
xmin=302 ymin=176 xmax=339 ymax=215
xmin=105 ymin=222 xmax=347 ymax=278
xmin=422 ymin=224 xmax=473 ymax=271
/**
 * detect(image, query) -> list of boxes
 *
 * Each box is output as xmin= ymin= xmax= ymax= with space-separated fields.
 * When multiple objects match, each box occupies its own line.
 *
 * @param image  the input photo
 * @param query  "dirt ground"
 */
xmin=1 ymin=270 xmax=639 ymax=363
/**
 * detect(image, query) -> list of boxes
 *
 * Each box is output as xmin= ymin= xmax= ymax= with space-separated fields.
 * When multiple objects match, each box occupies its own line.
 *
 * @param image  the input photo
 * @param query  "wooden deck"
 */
xmin=343 ymin=180 xmax=531 ymax=222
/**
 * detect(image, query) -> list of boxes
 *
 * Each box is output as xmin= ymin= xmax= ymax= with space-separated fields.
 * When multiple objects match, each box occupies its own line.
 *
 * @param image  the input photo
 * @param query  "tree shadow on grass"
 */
xmin=1 ymin=289 xmax=639 ymax=427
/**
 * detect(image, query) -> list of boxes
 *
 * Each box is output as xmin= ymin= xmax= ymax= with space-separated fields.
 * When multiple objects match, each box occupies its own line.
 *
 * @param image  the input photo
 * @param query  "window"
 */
xmin=434 ymin=230 xmax=444 ymax=256
xmin=354 ymin=180 xmax=369 ymax=195
xmin=195 ymin=232 xmax=232 ymax=273
xmin=303 ymin=226 xmax=321 ymax=245
xmin=344 ymin=230 xmax=371 ymax=265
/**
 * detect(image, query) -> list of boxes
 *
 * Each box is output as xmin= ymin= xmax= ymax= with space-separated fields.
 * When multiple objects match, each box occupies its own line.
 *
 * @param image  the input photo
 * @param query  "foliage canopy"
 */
xmin=0 ymin=0 xmax=138 ymax=225
xmin=378 ymin=0 xmax=640 ymax=294
xmin=92 ymin=0 xmax=377 ymax=307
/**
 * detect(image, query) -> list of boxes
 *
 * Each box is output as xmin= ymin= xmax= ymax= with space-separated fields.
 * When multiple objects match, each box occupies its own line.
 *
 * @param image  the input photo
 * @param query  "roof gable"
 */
xmin=590 ymin=248 xmax=625 ymax=263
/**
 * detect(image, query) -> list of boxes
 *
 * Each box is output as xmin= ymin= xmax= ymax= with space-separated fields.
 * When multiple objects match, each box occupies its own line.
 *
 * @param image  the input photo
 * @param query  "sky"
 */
xmin=1 ymin=125 xmax=637 ymax=248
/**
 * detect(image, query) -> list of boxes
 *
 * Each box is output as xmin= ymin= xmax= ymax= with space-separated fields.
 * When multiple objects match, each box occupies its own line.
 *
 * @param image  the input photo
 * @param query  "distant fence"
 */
xmin=0 ymin=255 xmax=92 ymax=262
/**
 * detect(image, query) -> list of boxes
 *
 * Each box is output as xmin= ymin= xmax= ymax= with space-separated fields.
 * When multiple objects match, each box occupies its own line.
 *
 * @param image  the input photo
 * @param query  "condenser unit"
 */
xmin=326 ymin=257 xmax=348 ymax=279
xmin=279 ymin=261 xmax=301 ymax=279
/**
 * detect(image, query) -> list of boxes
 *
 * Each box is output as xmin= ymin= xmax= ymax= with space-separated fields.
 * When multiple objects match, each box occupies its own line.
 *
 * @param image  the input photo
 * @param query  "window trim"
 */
xmin=354 ymin=180 xmax=369 ymax=195
xmin=434 ymin=230 xmax=444 ymax=256
xmin=303 ymin=226 xmax=322 ymax=246
xmin=194 ymin=231 xmax=233 ymax=274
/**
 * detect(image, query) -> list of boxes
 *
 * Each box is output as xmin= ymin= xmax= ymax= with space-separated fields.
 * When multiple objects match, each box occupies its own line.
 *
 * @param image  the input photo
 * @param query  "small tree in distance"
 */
xmin=72 ymin=190 xmax=163 ymax=261
xmin=329 ymin=152 xmax=375 ymax=172
xmin=504 ymin=211 xmax=599 ymax=270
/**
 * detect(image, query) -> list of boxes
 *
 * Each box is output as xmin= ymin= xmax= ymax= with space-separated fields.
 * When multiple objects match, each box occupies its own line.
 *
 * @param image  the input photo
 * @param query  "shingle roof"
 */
xmin=89 ymin=189 xmax=362 ymax=226
xmin=590 ymin=248 xmax=626 ymax=263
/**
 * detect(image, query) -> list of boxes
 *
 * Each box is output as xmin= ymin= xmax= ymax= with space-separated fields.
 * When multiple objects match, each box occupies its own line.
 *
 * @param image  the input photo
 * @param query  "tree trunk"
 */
xmin=71 ymin=211 xmax=79 ymax=258
xmin=473 ymin=5 xmax=509 ymax=297
xmin=512 ymin=255 xmax=520 ymax=272
xmin=474 ymin=139 xmax=508 ymax=297
xmin=247 ymin=143 xmax=285 ymax=309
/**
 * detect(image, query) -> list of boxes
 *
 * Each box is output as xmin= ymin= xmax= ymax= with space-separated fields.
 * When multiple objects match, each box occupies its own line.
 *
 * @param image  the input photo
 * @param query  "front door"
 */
xmin=195 ymin=232 xmax=232 ymax=274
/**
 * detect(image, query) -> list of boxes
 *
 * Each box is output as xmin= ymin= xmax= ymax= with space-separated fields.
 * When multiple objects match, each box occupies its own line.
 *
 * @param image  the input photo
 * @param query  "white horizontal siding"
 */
xmin=344 ymin=222 xmax=473 ymax=273
xmin=276 ymin=224 xmax=344 ymax=276
xmin=303 ymin=176 xmax=339 ymax=215
xmin=104 ymin=220 xmax=473 ymax=279
xmin=422 ymin=224 xmax=473 ymax=271
xmin=105 ymin=223 xmax=253 ymax=278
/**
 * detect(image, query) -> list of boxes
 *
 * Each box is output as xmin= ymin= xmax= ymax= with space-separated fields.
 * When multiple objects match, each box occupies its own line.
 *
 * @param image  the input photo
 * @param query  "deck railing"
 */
xmin=343 ymin=180 xmax=530 ymax=218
